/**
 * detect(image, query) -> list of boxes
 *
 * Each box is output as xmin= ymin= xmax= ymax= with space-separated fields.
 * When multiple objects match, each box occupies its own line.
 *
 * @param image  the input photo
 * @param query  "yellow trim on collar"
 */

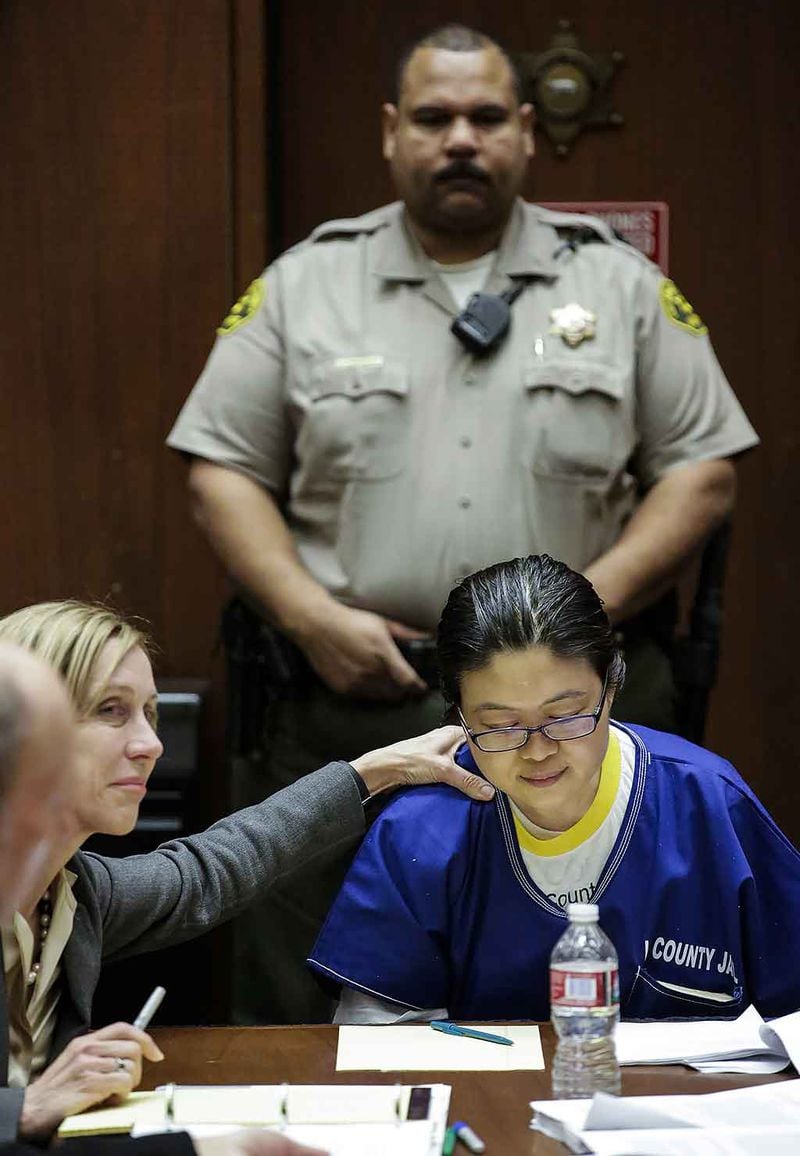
xmin=512 ymin=731 xmax=621 ymax=857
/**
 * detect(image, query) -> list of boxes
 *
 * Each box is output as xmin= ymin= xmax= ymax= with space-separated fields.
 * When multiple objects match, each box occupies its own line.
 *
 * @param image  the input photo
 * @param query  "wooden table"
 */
xmin=147 ymin=1024 xmax=789 ymax=1154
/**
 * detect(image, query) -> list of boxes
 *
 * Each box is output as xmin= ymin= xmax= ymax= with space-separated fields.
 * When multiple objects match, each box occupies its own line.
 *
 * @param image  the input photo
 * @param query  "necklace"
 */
xmin=26 ymin=888 xmax=52 ymax=988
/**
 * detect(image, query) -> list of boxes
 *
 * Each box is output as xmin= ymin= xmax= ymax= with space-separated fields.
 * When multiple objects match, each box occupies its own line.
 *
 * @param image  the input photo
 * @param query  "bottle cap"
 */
xmin=566 ymin=902 xmax=599 ymax=921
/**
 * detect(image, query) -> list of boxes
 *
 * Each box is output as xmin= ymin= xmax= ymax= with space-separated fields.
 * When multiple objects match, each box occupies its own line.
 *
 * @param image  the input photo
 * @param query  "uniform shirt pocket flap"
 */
xmin=310 ymin=357 xmax=410 ymax=402
xmin=299 ymin=356 xmax=411 ymax=482
xmin=524 ymin=360 xmax=623 ymax=402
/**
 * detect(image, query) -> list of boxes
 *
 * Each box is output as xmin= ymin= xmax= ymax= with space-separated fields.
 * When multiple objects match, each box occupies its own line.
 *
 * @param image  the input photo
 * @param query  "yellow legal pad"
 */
xmin=58 ymin=1091 xmax=166 ymax=1136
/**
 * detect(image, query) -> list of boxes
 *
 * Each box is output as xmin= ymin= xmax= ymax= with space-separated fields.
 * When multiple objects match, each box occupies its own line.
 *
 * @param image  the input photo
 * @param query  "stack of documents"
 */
xmin=59 ymin=1083 xmax=450 ymax=1156
xmin=616 ymin=1005 xmax=800 ymax=1074
xmin=532 ymin=1079 xmax=800 ymax=1154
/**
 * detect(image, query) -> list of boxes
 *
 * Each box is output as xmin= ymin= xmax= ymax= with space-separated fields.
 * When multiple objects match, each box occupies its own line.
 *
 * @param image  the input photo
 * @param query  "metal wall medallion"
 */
xmin=516 ymin=20 xmax=624 ymax=156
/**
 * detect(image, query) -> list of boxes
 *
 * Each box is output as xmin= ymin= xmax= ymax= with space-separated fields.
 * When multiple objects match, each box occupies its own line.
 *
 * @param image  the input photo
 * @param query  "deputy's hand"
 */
xmin=19 ymin=1021 xmax=163 ymax=1141
xmin=296 ymin=601 xmax=428 ymax=699
xmin=351 ymin=725 xmax=495 ymax=801
xmin=196 ymin=1133 xmax=328 ymax=1156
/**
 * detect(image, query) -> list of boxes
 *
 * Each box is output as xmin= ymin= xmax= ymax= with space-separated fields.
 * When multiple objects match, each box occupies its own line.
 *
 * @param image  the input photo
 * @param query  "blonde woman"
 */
xmin=0 ymin=601 xmax=493 ymax=1142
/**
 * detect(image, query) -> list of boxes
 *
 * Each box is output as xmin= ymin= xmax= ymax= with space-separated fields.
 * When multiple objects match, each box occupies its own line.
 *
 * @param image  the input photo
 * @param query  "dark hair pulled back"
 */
xmin=436 ymin=554 xmax=624 ymax=706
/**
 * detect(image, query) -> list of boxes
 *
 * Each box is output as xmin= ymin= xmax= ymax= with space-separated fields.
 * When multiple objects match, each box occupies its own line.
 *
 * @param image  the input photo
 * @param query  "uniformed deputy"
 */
xmin=167 ymin=24 xmax=758 ymax=1023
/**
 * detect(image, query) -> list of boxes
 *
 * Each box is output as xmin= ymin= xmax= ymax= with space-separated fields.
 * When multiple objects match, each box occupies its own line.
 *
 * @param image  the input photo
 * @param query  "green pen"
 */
xmin=442 ymin=1126 xmax=457 ymax=1156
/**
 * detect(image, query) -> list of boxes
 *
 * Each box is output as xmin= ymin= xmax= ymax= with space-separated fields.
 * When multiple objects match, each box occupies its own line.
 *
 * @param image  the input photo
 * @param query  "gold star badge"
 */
xmin=549 ymin=302 xmax=597 ymax=347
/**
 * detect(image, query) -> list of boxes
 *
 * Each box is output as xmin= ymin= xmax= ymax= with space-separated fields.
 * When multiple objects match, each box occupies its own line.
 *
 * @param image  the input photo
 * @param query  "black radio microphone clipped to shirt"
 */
xmin=450 ymin=280 xmax=528 ymax=356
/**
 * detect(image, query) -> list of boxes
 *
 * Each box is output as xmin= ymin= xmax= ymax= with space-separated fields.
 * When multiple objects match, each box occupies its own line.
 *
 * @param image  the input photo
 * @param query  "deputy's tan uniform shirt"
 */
xmin=168 ymin=200 xmax=758 ymax=631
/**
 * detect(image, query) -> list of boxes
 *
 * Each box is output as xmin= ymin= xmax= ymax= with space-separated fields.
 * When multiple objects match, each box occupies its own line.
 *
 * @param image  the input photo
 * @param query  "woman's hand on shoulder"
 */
xmin=19 ymin=1021 xmax=163 ymax=1141
xmin=351 ymin=725 xmax=495 ymax=802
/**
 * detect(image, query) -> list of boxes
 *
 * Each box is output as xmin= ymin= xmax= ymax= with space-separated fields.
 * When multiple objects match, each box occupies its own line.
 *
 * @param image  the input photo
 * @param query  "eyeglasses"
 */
xmin=457 ymin=671 xmax=610 ymax=753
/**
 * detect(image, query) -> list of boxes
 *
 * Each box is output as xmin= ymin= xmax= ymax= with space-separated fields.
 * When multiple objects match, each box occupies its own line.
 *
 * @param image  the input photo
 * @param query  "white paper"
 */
xmin=615 ymin=1005 xmax=788 ymax=1068
xmin=134 ymin=1122 xmax=438 ymax=1156
xmin=531 ymin=1079 xmax=800 ymax=1153
xmin=652 ymin=1080 xmax=800 ymax=1126
xmin=614 ymin=1005 xmax=800 ymax=1073
xmin=761 ymin=1009 xmax=800 ymax=1072
xmin=336 ymin=1023 xmax=544 ymax=1071
xmin=172 ymin=1085 xmax=284 ymax=1124
xmin=529 ymin=1097 xmax=592 ymax=1145
xmin=583 ymin=1124 xmax=800 ymax=1155
xmin=584 ymin=1092 xmax=694 ymax=1130
xmin=286 ymin=1084 xmax=401 ymax=1123
xmin=133 ymin=1084 xmax=451 ymax=1156
xmin=690 ymin=1056 xmax=790 ymax=1075
xmin=282 ymin=1121 xmax=439 ymax=1156
xmin=535 ymin=1078 xmax=800 ymax=1130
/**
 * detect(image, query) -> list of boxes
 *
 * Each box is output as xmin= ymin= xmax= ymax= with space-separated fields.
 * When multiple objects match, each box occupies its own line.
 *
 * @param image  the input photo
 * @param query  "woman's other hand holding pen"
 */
xmin=18 ymin=1021 xmax=163 ymax=1142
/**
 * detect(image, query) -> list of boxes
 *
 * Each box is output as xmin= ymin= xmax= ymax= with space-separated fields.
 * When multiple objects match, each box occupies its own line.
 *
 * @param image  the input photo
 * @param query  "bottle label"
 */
xmin=550 ymin=966 xmax=620 ymax=1009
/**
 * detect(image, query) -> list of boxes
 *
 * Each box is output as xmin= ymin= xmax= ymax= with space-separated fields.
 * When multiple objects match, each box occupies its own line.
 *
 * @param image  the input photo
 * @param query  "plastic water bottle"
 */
xmin=550 ymin=902 xmax=620 ymax=1098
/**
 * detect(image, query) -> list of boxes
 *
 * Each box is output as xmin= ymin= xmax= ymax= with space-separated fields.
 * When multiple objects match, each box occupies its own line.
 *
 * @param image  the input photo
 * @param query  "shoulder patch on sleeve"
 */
xmin=217 ymin=279 xmax=264 ymax=336
xmin=659 ymin=278 xmax=708 ymax=336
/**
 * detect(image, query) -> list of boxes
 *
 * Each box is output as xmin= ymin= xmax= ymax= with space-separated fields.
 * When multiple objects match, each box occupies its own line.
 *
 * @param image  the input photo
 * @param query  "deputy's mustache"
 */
xmin=434 ymin=162 xmax=490 ymax=183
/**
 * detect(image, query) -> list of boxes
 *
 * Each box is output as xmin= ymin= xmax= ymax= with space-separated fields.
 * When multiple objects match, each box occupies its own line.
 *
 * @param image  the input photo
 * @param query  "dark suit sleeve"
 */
xmin=0 ymin=1132 xmax=196 ymax=1155
xmin=0 ymin=1089 xmax=196 ymax=1151
xmin=0 ymin=1088 xmax=24 ymax=1144
xmin=64 ymin=1134 xmax=196 ymax=1156
xmin=81 ymin=761 xmax=366 ymax=961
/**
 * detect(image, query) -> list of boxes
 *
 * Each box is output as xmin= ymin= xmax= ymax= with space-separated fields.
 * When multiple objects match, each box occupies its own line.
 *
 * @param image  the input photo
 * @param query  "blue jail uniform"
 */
xmin=308 ymin=724 xmax=800 ymax=1020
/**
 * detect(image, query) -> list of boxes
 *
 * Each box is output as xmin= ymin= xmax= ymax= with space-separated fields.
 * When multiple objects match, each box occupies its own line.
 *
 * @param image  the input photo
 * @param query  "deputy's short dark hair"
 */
xmin=393 ymin=24 xmax=524 ymax=105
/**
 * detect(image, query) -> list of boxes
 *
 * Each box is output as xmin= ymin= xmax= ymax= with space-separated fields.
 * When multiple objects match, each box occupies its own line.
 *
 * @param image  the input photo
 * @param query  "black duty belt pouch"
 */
xmin=221 ymin=597 xmax=313 ymax=756
xmin=395 ymin=637 xmax=440 ymax=687
xmin=221 ymin=598 xmax=443 ymax=756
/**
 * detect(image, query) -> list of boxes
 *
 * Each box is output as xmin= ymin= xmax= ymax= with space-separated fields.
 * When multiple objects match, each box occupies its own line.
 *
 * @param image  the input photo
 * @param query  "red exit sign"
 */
xmin=539 ymin=201 xmax=669 ymax=273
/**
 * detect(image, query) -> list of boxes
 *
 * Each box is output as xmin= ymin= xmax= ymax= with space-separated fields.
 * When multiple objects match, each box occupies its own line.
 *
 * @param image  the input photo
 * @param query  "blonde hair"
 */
xmin=0 ymin=601 xmax=152 ymax=717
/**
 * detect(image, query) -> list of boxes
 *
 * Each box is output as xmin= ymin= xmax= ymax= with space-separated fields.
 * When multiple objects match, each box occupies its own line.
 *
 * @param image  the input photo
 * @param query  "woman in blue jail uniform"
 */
xmin=309 ymin=554 xmax=800 ymax=1023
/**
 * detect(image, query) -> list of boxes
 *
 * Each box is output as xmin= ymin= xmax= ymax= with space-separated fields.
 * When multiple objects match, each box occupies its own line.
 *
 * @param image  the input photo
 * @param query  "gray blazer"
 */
xmin=0 ymin=761 xmax=364 ymax=1139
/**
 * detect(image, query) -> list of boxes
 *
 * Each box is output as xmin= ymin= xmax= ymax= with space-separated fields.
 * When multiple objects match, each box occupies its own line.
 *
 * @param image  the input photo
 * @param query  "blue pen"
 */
xmin=430 ymin=1020 xmax=513 ymax=1046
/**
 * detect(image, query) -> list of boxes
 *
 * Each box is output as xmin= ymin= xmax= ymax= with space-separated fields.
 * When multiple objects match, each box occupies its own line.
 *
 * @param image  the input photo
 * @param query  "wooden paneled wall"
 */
xmin=1 ymin=1 xmax=799 ymax=841
xmin=0 ymin=0 xmax=266 ymax=668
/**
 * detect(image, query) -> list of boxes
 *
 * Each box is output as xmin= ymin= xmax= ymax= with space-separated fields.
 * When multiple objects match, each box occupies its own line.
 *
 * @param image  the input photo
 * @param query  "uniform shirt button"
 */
xmin=464 ymin=373 xmax=476 ymax=385
xmin=458 ymin=497 xmax=472 ymax=509
xmin=459 ymin=436 xmax=472 ymax=448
